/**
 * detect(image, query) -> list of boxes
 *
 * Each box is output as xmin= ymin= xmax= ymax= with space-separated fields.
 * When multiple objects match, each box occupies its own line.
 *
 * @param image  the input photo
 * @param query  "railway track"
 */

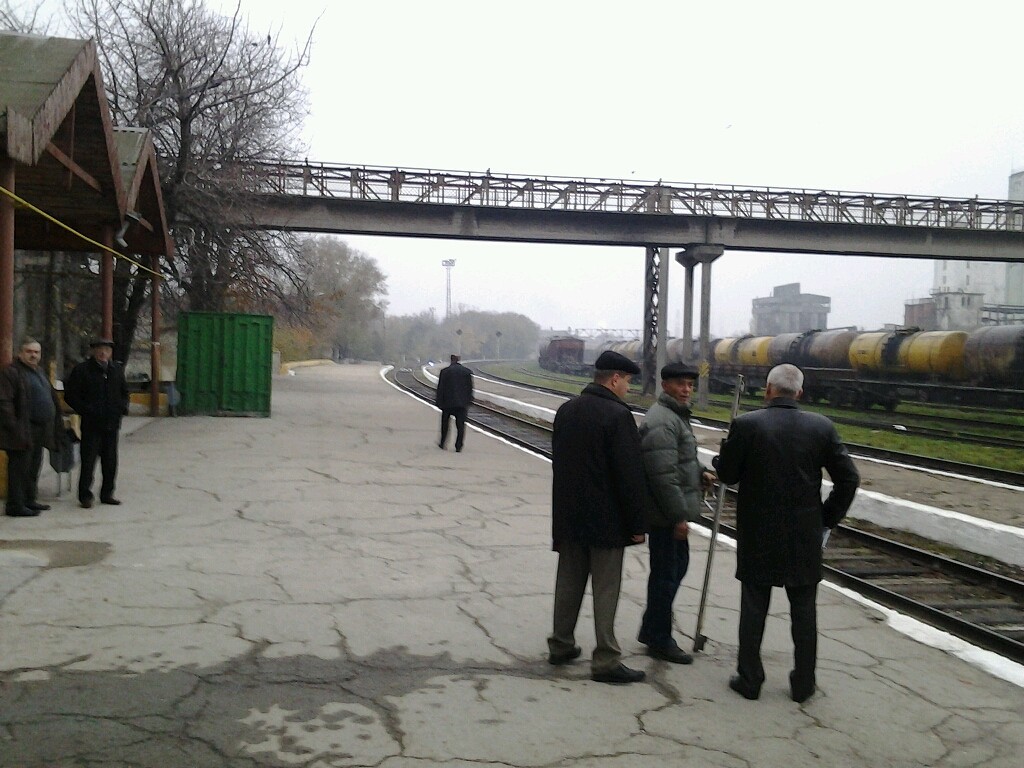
xmin=391 ymin=365 xmax=1024 ymax=664
xmin=703 ymin=507 xmax=1024 ymax=663
xmin=475 ymin=365 xmax=1024 ymax=488
xmin=392 ymin=367 xmax=554 ymax=455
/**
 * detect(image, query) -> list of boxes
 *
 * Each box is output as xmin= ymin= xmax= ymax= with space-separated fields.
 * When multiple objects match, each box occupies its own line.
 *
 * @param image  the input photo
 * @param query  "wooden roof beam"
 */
xmin=45 ymin=140 xmax=102 ymax=193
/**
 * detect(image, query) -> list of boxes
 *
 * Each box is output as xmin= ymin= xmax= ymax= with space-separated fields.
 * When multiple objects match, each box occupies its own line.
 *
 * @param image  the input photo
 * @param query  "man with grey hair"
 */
xmin=713 ymin=363 xmax=859 ymax=703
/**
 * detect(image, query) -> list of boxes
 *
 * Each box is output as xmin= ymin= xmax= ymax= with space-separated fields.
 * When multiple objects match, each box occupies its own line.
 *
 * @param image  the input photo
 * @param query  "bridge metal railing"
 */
xmin=236 ymin=160 xmax=1024 ymax=233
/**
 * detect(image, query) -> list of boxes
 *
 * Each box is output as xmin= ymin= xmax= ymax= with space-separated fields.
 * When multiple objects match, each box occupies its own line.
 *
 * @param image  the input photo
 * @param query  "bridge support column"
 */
xmin=675 ymin=250 xmax=698 ymax=364
xmin=677 ymin=244 xmax=724 ymax=409
xmin=642 ymin=246 xmax=670 ymax=395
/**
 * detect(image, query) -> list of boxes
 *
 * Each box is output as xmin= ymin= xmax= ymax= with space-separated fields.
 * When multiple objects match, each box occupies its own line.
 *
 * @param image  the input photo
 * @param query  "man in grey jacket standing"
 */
xmin=637 ymin=362 xmax=713 ymax=664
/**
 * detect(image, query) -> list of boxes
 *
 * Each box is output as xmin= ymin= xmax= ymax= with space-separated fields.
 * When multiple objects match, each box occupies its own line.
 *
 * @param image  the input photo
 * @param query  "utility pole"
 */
xmin=441 ymin=259 xmax=455 ymax=318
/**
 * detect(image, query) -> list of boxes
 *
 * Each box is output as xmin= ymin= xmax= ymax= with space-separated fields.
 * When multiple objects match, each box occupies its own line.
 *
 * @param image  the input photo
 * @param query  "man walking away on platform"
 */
xmin=435 ymin=354 xmax=473 ymax=452
xmin=548 ymin=350 xmax=649 ymax=684
xmin=0 ymin=338 xmax=63 ymax=517
xmin=637 ymin=362 xmax=714 ymax=664
xmin=714 ymin=363 xmax=859 ymax=703
xmin=64 ymin=339 xmax=130 ymax=509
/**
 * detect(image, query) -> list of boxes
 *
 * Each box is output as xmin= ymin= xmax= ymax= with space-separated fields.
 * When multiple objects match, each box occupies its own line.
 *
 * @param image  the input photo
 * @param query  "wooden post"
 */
xmin=101 ymin=225 xmax=114 ymax=341
xmin=0 ymin=158 xmax=15 ymax=366
xmin=150 ymin=267 xmax=161 ymax=416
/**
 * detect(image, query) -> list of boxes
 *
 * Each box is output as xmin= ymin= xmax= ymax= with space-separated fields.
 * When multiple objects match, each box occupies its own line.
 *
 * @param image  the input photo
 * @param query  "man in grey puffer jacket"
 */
xmin=637 ymin=362 xmax=714 ymax=663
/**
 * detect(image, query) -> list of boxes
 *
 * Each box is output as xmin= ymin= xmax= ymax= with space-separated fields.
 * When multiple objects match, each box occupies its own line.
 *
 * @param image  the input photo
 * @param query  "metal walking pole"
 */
xmin=693 ymin=374 xmax=744 ymax=653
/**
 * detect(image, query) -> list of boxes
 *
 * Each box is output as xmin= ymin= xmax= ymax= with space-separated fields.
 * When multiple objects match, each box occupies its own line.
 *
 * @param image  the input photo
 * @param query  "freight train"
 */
xmin=539 ymin=326 xmax=1024 ymax=410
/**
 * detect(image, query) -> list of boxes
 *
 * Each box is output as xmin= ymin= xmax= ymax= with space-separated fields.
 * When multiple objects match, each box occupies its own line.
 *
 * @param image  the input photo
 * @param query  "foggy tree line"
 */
xmin=2 ymin=0 xmax=539 ymax=369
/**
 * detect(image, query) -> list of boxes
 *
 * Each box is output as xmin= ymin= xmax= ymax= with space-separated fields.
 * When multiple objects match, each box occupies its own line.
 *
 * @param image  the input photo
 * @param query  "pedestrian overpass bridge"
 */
xmin=237 ymin=160 xmax=1024 ymax=262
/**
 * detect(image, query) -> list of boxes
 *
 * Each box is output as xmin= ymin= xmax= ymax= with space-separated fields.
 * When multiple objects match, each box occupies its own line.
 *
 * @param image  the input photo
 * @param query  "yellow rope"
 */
xmin=0 ymin=184 xmax=161 ymax=278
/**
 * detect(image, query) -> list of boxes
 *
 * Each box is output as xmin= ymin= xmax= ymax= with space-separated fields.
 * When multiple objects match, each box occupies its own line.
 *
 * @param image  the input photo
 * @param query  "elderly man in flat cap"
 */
xmin=637 ymin=362 xmax=715 ymax=664
xmin=64 ymin=339 xmax=130 ymax=509
xmin=547 ymin=350 xmax=649 ymax=684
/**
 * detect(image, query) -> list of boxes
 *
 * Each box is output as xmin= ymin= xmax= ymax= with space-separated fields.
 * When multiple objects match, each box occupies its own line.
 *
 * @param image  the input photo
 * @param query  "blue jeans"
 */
xmin=638 ymin=526 xmax=690 ymax=648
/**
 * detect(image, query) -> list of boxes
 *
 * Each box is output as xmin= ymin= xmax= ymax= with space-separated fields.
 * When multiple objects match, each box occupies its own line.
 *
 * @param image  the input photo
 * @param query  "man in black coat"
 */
xmin=435 ymin=354 xmax=474 ymax=452
xmin=548 ymin=350 xmax=648 ymax=684
xmin=714 ymin=363 xmax=859 ymax=703
xmin=0 ymin=338 xmax=63 ymax=517
xmin=64 ymin=339 xmax=130 ymax=509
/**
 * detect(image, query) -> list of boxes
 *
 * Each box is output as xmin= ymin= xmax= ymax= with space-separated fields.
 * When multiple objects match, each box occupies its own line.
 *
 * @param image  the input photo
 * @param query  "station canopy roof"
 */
xmin=0 ymin=31 xmax=171 ymax=259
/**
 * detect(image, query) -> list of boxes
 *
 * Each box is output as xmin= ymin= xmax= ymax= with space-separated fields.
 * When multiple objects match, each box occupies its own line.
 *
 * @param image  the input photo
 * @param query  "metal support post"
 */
xmin=656 ymin=247 xmax=669 ymax=384
xmin=642 ymin=246 xmax=661 ymax=395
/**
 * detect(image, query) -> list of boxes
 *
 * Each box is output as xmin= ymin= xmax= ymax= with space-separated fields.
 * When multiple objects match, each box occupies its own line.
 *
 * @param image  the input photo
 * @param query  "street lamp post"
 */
xmin=441 ymin=259 xmax=455 ymax=318
xmin=495 ymin=331 xmax=502 ymax=359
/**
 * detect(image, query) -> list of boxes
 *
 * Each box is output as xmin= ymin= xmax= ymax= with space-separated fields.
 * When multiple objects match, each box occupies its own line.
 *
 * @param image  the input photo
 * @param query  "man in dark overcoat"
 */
xmin=548 ymin=350 xmax=648 ymax=684
xmin=64 ymin=339 xmax=130 ymax=508
xmin=0 ymin=338 xmax=63 ymax=517
xmin=714 ymin=363 xmax=859 ymax=703
xmin=435 ymin=354 xmax=474 ymax=452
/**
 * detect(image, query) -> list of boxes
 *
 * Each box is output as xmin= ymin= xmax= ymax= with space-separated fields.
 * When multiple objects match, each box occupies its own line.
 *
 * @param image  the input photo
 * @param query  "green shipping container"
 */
xmin=176 ymin=312 xmax=274 ymax=416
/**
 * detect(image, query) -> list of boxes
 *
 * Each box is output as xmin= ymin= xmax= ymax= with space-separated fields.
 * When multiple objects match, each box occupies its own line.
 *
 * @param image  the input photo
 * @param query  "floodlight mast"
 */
xmin=441 ymin=259 xmax=456 ymax=318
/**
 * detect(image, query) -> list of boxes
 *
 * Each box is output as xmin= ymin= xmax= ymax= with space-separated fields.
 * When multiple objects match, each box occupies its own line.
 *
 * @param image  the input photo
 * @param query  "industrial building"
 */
xmin=750 ymin=282 xmax=830 ymax=335
xmin=918 ymin=171 xmax=1024 ymax=329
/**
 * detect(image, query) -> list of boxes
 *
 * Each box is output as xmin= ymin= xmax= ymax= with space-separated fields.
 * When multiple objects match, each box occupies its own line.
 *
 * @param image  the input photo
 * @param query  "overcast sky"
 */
xmin=214 ymin=1 xmax=1023 ymax=334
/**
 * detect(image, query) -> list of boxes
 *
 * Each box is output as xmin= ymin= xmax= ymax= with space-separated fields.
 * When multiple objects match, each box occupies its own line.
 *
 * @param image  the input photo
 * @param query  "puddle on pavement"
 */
xmin=0 ymin=540 xmax=111 ymax=567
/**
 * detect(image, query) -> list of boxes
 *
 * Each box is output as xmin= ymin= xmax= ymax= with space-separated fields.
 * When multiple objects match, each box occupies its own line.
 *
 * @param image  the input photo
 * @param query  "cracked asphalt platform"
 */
xmin=1 ymin=363 xmax=1021 ymax=767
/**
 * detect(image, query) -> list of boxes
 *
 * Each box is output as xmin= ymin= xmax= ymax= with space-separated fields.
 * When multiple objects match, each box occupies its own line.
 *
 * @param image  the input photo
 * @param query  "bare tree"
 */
xmin=294 ymin=237 xmax=388 ymax=360
xmin=66 ymin=0 xmax=316 ymax=356
xmin=0 ymin=0 xmax=53 ymax=32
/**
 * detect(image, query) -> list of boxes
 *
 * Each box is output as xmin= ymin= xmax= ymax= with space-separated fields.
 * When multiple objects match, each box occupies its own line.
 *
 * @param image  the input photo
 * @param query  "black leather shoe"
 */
xmin=5 ymin=506 xmax=40 ymax=517
xmin=729 ymin=675 xmax=761 ymax=700
xmin=647 ymin=644 xmax=694 ymax=665
xmin=26 ymin=502 xmax=51 ymax=511
xmin=592 ymin=664 xmax=645 ymax=684
xmin=438 ymin=442 xmax=445 ymax=450
xmin=100 ymin=497 xmax=122 ymax=505
xmin=80 ymin=499 xmax=93 ymax=509
xmin=790 ymin=671 xmax=815 ymax=703
xmin=548 ymin=646 xmax=582 ymax=666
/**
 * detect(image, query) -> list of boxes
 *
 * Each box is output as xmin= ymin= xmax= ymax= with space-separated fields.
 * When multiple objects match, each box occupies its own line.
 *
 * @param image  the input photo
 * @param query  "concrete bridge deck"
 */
xmin=1 ymin=363 xmax=1021 ymax=767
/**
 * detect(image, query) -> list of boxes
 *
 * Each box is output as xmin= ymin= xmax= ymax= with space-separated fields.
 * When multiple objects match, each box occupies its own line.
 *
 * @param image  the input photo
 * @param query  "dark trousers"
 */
xmin=548 ymin=543 xmax=625 ymax=673
xmin=4 ymin=422 xmax=46 ymax=512
xmin=639 ymin=526 xmax=690 ymax=648
xmin=737 ymin=581 xmax=818 ymax=691
xmin=439 ymin=407 xmax=468 ymax=450
xmin=78 ymin=427 xmax=119 ymax=503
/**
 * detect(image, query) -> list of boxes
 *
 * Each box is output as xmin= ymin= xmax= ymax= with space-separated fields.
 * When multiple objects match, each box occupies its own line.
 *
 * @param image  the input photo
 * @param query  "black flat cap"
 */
xmin=89 ymin=338 xmax=115 ymax=348
xmin=661 ymin=362 xmax=699 ymax=380
xmin=594 ymin=350 xmax=641 ymax=374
